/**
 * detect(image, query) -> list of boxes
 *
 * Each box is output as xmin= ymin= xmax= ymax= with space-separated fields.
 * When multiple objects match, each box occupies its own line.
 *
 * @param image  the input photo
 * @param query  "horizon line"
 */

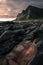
xmin=0 ymin=18 xmax=16 ymax=22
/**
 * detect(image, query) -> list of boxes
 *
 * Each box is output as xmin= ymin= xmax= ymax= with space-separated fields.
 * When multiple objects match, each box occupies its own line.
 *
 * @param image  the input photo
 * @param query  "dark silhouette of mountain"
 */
xmin=16 ymin=5 xmax=43 ymax=20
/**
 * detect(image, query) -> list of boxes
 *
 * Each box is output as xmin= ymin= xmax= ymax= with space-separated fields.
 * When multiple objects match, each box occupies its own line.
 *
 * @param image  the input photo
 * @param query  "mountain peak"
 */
xmin=16 ymin=5 xmax=43 ymax=20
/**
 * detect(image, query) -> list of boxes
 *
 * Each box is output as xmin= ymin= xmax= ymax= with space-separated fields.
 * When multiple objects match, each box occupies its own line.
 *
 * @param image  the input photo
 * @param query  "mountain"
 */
xmin=16 ymin=5 xmax=43 ymax=20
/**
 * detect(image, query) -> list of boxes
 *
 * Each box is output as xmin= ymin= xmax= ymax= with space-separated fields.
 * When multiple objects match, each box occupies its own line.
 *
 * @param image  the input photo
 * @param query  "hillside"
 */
xmin=16 ymin=5 xmax=43 ymax=20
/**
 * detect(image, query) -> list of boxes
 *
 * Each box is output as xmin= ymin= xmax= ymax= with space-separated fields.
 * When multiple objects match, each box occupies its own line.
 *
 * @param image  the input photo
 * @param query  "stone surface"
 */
xmin=0 ymin=21 xmax=43 ymax=65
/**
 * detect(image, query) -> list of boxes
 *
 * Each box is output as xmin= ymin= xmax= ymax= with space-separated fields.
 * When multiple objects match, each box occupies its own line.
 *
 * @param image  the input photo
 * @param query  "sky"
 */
xmin=0 ymin=0 xmax=43 ymax=18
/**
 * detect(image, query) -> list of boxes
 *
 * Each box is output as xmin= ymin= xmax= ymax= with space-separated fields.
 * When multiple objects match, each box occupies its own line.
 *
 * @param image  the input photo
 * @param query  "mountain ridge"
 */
xmin=16 ymin=5 xmax=43 ymax=20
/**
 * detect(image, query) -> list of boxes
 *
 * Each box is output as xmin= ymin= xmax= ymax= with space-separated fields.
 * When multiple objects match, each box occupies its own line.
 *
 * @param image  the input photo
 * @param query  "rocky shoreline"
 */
xmin=0 ymin=21 xmax=43 ymax=65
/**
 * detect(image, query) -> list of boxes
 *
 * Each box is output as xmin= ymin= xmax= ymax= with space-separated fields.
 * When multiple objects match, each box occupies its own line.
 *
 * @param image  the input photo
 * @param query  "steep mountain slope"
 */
xmin=16 ymin=5 xmax=43 ymax=20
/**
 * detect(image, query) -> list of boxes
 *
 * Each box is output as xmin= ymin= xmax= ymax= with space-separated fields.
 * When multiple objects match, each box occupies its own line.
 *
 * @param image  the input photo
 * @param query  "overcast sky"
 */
xmin=0 ymin=0 xmax=43 ymax=18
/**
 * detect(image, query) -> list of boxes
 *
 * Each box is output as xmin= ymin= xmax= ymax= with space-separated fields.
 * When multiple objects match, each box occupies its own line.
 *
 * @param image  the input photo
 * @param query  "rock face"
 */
xmin=0 ymin=21 xmax=43 ymax=65
xmin=16 ymin=5 xmax=43 ymax=20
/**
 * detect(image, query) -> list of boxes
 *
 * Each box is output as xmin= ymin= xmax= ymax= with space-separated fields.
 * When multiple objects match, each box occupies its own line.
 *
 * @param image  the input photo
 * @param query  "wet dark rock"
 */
xmin=0 ymin=21 xmax=43 ymax=65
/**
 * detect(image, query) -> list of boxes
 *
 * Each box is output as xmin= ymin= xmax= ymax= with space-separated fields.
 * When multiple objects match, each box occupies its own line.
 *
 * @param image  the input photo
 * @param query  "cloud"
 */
xmin=0 ymin=0 xmax=29 ymax=18
xmin=0 ymin=0 xmax=43 ymax=18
